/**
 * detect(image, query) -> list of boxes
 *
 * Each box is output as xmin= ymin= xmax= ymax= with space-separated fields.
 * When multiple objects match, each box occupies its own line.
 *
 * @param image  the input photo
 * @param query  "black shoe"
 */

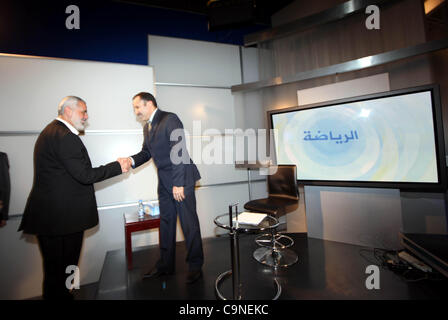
xmin=186 ymin=270 xmax=202 ymax=284
xmin=142 ymin=267 xmax=171 ymax=279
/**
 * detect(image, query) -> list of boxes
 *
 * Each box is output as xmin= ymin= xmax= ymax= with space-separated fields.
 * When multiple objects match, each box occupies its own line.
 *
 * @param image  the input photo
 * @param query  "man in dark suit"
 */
xmin=19 ymin=96 xmax=128 ymax=299
xmin=120 ymin=92 xmax=203 ymax=284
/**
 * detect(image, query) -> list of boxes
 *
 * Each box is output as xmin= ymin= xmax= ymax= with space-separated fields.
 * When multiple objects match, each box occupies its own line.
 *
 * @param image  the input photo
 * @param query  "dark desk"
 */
xmin=400 ymin=233 xmax=448 ymax=277
xmin=124 ymin=212 xmax=160 ymax=270
xmin=98 ymin=233 xmax=446 ymax=299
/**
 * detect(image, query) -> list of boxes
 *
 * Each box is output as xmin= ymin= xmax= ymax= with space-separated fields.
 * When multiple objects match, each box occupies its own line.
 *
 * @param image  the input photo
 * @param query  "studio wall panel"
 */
xmin=296 ymin=73 xmax=390 ymax=105
xmin=241 ymin=47 xmax=259 ymax=83
xmin=233 ymin=90 xmax=264 ymax=130
xmin=0 ymin=54 xmax=155 ymax=131
xmin=155 ymin=85 xmax=236 ymax=133
xmin=305 ymin=185 xmax=403 ymax=249
xmin=148 ymin=35 xmax=241 ymax=86
xmin=82 ymin=134 xmax=159 ymax=206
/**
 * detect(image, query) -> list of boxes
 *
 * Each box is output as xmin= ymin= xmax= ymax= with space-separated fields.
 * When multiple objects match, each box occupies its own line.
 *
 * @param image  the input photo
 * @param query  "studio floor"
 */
xmin=93 ymin=233 xmax=445 ymax=300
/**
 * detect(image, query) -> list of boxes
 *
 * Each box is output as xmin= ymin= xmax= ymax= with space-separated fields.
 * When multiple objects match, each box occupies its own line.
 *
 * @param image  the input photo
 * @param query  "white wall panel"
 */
xmin=82 ymin=134 xmax=159 ymax=205
xmin=297 ymin=73 xmax=390 ymax=105
xmin=241 ymin=47 xmax=259 ymax=83
xmin=185 ymin=134 xmax=266 ymax=185
xmin=233 ymin=91 xmax=264 ymax=130
xmin=0 ymin=54 xmax=154 ymax=131
xmin=305 ymin=186 xmax=403 ymax=249
xmin=148 ymin=35 xmax=241 ymax=86
xmin=155 ymin=85 xmax=235 ymax=133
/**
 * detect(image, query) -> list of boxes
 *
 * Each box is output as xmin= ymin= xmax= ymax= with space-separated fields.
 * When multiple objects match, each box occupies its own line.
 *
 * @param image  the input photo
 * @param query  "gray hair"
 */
xmin=57 ymin=96 xmax=86 ymax=115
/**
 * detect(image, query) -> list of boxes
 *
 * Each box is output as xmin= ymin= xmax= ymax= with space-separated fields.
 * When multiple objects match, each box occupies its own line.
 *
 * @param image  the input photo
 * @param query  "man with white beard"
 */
xmin=19 ymin=96 xmax=128 ymax=299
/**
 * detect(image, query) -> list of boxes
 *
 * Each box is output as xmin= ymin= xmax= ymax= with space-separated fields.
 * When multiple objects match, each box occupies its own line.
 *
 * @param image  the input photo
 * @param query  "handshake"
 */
xmin=117 ymin=157 xmax=133 ymax=173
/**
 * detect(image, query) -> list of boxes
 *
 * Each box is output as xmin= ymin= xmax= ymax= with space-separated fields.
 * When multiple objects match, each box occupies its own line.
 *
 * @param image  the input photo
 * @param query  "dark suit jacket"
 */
xmin=19 ymin=120 xmax=122 ymax=236
xmin=0 ymin=152 xmax=11 ymax=221
xmin=131 ymin=109 xmax=200 ymax=192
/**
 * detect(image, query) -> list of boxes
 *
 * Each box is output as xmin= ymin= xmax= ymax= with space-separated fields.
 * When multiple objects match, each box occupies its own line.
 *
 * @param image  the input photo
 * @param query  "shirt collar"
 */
xmin=56 ymin=117 xmax=79 ymax=135
xmin=148 ymin=108 xmax=158 ymax=123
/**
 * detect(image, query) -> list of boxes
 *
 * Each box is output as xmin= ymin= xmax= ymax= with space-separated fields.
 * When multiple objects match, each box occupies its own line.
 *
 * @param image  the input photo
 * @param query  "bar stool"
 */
xmin=244 ymin=164 xmax=299 ymax=268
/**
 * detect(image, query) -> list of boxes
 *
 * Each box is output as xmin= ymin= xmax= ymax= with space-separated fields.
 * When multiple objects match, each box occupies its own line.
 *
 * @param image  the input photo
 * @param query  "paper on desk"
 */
xmin=233 ymin=212 xmax=268 ymax=226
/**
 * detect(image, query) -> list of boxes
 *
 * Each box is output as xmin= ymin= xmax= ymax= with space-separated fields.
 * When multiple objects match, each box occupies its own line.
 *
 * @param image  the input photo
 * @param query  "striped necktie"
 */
xmin=144 ymin=121 xmax=151 ymax=140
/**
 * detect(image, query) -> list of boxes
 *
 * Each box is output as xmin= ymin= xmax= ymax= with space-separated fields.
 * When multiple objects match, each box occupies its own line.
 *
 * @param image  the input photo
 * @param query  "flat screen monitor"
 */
xmin=269 ymin=85 xmax=446 ymax=190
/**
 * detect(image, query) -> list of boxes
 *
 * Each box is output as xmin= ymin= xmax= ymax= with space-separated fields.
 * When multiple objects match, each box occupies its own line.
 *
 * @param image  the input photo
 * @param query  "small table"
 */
xmin=124 ymin=212 xmax=160 ymax=270
xmin=214 ymin=212 xmax=281 ymax=300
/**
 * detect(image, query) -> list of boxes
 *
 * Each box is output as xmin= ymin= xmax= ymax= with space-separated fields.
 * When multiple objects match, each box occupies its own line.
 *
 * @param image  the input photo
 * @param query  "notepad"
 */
xmin=233 ymin=212 xmax=268 ymax=226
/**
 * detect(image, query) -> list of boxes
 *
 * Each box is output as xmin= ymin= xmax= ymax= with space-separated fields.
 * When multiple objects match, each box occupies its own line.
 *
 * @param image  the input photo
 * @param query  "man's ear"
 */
xmin=146 ymin=101 xmax=154 ymax=109
xmin=65 ymin=106 xmax=73 ymax=118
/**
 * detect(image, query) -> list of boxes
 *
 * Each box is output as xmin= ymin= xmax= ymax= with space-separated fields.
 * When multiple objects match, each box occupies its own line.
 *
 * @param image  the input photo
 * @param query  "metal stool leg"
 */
xmin=253 ymin=228 xmax=298 ymax=268
xmin=215 ymin=205 xmax=282 ymax=300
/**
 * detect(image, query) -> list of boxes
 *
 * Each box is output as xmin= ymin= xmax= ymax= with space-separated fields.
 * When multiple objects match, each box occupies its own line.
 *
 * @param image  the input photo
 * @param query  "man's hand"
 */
xmin=117 ymin=157 xmax=132 ymax=173
xmin=172 ymin=186 xmax=185 ymax=202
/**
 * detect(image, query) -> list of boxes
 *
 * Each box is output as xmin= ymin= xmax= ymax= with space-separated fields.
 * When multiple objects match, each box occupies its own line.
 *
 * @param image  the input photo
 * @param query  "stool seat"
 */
xmin=243 ymin=164 xmax=300 ymax=268
xmin=244 ymin=197 xmax=298 ymax=217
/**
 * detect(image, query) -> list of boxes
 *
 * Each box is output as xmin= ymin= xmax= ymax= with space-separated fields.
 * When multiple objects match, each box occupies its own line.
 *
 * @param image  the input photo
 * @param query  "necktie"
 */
xmin=144 ymin=122 xmax=151 ymax=141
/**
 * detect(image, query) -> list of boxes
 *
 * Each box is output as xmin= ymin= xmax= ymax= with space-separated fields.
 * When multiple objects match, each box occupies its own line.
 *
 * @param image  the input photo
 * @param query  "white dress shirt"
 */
xmin=130 ymin=108 xmax=158 ymax=167
xmin=56 ymin=117 xmax=79 ymax=135
xmin=149 ymin=107 xmax=158 ymax=123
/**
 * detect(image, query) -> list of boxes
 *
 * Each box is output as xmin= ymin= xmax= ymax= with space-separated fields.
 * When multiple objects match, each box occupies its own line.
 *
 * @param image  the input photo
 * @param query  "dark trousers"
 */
xmin=37 ymin=232 xmax=84 ymax=300
xmin=157 ymin=184 xmax=204 ymax=273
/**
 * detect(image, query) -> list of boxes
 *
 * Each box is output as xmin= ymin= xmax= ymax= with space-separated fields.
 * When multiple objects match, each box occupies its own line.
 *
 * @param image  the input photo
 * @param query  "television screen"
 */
xmin=269 ymin=85 xmax=446 ymax=190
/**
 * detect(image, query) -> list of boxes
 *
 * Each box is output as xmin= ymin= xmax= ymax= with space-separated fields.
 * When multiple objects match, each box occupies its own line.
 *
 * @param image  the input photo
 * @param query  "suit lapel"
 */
xmin=53 ymin=120 xmax=92 ymax=166
xmin=144 ymin=122 xmax=150 ymax=142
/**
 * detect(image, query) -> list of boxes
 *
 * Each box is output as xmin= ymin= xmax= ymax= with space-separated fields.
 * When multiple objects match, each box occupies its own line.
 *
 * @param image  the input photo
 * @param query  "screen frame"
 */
xmin=268 ymin=84 xmax=447 ymax=191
